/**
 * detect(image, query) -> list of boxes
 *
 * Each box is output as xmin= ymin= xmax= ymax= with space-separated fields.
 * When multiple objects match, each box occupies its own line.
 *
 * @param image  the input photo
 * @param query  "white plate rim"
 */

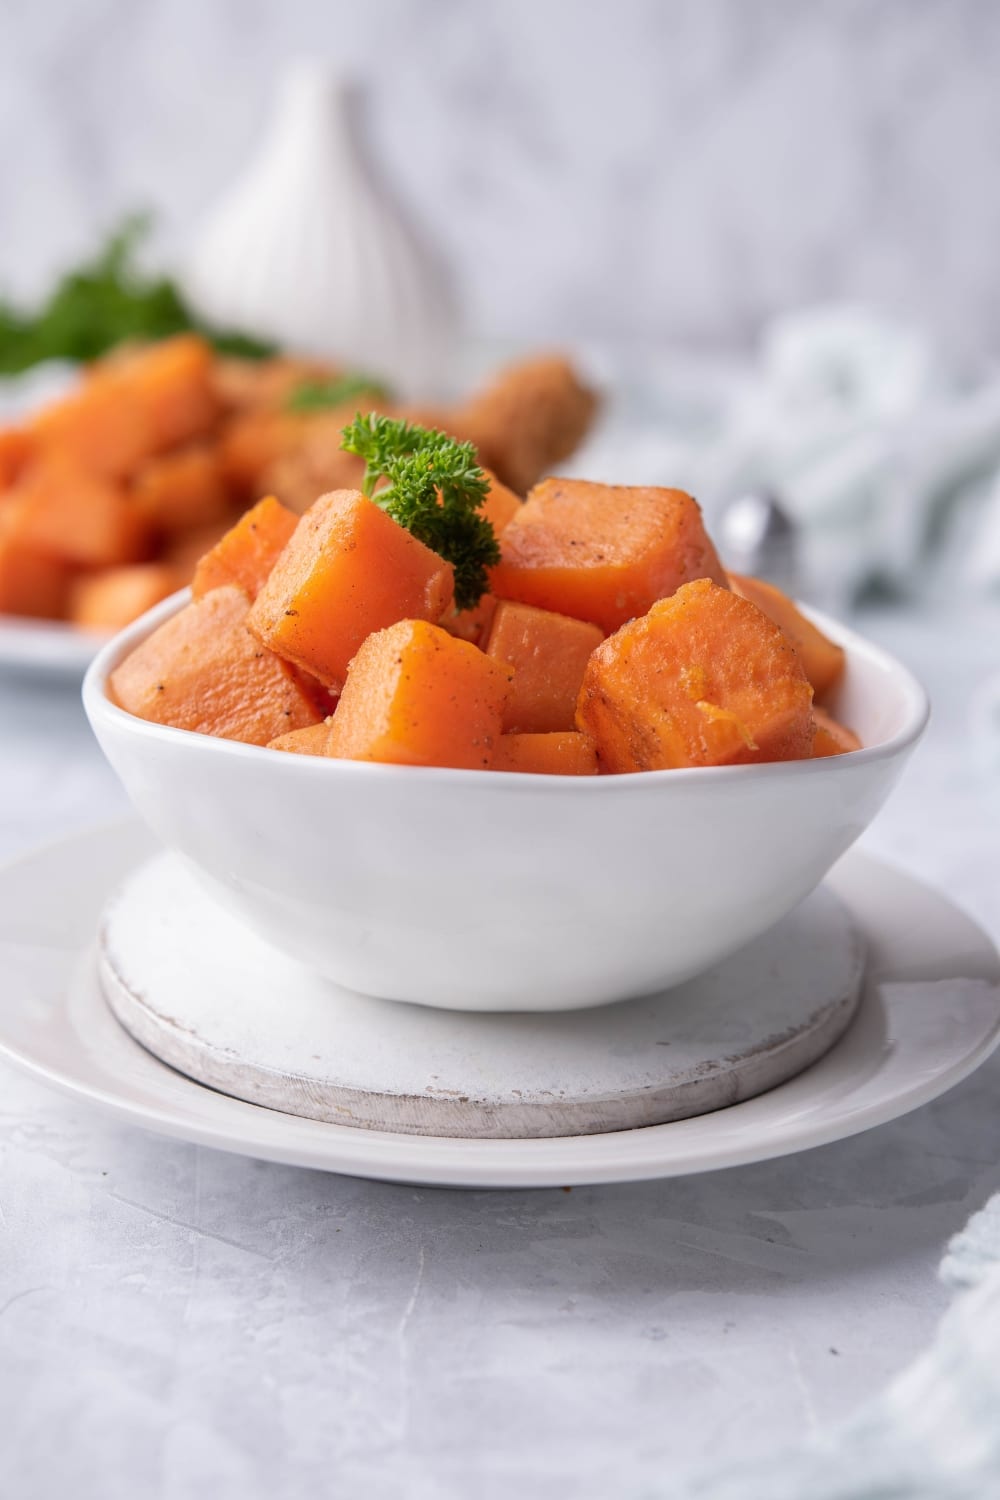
xmin=0 ymin=820 xmax=998 ymax=1188
xmin=0 ymin=614 xmax=107 ymax=676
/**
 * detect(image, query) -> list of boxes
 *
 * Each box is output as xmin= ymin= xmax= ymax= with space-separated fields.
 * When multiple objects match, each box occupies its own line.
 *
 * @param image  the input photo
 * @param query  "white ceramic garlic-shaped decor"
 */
xmin=180 ymin=63 xmax=455 ymax=394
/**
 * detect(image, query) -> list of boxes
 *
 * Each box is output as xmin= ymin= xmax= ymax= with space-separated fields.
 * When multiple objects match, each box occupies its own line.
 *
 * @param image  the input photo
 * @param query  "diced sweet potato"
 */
xmin=0 ymin=524 xmax=69 ymax=618
xmin=491 ymin=478 xmax=728 ymax=632
xmin=131 ymin=446 xmax=232 ymax=535
xmin=288 ymin=665 xmax=340 ymax=719
xmin=439 ymin=593 xmax=499 ymax=648
xmin=192 ymin=496 xmax=298 ymax=601
xmin=484 ymin=600 xmax=604 ymax=733
xmin=219 ymin=410 xmax=313 ymax=498
xmin=728 ymin=573 xmax=845 ymax=701
xmin=481 ymin=468 xmax=522 ymax=537
xmin=576 ymin=578 xmax=814 ymax=771
xmin=0 ymin=428 xmax=33 ymax=489
xmin=31 ymin=375 xmax=154 ymax=479
xmin=248 ymin=490 xmax=454 ymax=692
xmin=116 ymin=334 xmax=222 ymax=452
xmin=161 ymin=519 xmax=237 ymax=581
xmin=449 ymin=355 xmax=599 ymax=494
xmin=108 ymin=585 xmax=323 ymax=745
xmin=69 ymin=563 xmax=182 ymax=633
xmin=327 ymin=619 xmax=511 ymax=769
xmin=3 ymin=460 xmax=150 ymax=568
xmin=812 ymin=707 xmax=862 ymax=757
xmin=268 ymin=721 xmax=336 ymax=755
xmin=492 ymin=732 xmax=599 ymax=776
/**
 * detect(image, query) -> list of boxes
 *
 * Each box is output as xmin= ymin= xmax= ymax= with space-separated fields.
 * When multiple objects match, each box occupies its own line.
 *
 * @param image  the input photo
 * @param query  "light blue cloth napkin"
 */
xmin=674 ymin=1194 xmax=1000 ymax=1499
xmin=578 ymin=307 xmax=1000 ymax=608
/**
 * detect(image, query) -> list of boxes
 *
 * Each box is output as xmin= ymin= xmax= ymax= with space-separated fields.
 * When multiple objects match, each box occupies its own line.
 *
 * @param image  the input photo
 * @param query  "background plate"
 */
xmin=0 ymin=820 xmax=998 ymax=1188
xmin=0 ymin=615 xmax=105 ymax=678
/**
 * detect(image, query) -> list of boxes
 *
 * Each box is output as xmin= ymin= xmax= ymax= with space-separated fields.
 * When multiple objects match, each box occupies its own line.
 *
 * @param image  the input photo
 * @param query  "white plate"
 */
xmin=1 ymin=820 xmax=998 ymax=1188
xmin=0 ymin=614 xmax=106 ymax=678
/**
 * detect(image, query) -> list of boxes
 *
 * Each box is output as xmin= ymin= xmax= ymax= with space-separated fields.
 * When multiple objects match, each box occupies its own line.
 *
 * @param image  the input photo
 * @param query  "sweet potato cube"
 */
xmin=4 ymin=460 xmax=150 ymax=567
xmin=132 ymin=446 xmax=232 ymax=535
xmin=109 ymin=584 xmax=323 ymax=745
xmin=481 ymin=467 xmax=522 ymax=537
xmin=491 ymin=478 xmax=728 ymax=633
xmin=192 ymin=496 xmax=298 ymax=601
xmin=117 ymin=334 xmax=222 ymax=451
xmin=0 ymin=428 xmax=34 ymax=490
xmin=248 ymin=490 xmax=454 ymax=692
xmin=31 ymin=376 xmax=154 ymax=479
xmin=492 ymin=732 xmax=599 ymax=776
xmin=0 ymin=525 xmax=69 ymax=619
xmin=69 ymin=564 xmax=182 ymax=633
xmin=220 ymin=410 xmax=312 ymax=497
xmin=728 ymin=574 xmax=845 ymax=701
xmin=577 ymin=578 xmax=814 ymax=771
xmin=162 ymin=520 xmax=236 ymax=581
xmin=327 ymin=619 xmax=511 ymax=769
xmin=439 ymin=593 xmax=498 ymax=647
xmin=812 ymin=707 xmax=862 ymax=757
xmin=268 ymin=721 xmax=336 ymax=755
xmin=484 ymin=601 xmax=604 ymax=733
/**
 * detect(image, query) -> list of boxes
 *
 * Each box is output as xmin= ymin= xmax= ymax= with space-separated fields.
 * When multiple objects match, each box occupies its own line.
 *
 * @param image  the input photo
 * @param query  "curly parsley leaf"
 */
xmin=341 ymin=413 xmax=499 ymax=611
xmin=286 ymin=372 xmax=392 ymax=412
xmin=0 ymin=213 xmax=274 ymax=374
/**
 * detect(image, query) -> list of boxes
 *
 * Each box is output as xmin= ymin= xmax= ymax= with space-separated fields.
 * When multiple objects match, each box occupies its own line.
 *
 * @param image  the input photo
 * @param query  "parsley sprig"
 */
xmin=287 ymin=371 xmax=392 ymax=412
xmin=0 ymin=214 xmax=274 ymax=374
xmin=341 ymin=413 xmax=499 ymax=611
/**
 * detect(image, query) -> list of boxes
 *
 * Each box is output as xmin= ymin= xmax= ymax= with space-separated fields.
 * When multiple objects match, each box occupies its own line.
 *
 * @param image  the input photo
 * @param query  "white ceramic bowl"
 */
xmin=83 ymin=592 xmax=928 ymax=1011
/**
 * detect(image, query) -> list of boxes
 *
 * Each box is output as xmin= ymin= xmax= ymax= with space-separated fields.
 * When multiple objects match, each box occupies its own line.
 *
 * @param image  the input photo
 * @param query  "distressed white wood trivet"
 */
xmin=98 ymin=852 xmax=865 ymax=1139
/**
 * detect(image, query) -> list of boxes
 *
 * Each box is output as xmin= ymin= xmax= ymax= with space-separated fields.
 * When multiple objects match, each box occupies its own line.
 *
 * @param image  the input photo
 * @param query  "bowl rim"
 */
xmin=82 ymin=587 xmax=930 ymax=792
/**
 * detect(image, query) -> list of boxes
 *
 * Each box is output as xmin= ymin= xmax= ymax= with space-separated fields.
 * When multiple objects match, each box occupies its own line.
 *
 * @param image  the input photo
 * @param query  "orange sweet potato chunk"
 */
xmin=162 ymin=519 xmax=236 ymax=581
xmin=481 ymin=467 xmax=522 ymax=537
xmin=109 ymin=584 xmax=323 ymax=745
xmin=70 ymin=563 xmax=182 ymax=632
xmin=31 ymin=375 xmax=153 ymax=479
xmin=439 ymin=593 xmax=499 ymax=648
xmin=248 ymin=490 xmax=454 ymax=692
xmin=132 ymin=446 xmax=232 ymax=535
xmin=577 ymin=578 xmax=814 ymax=771
xmin=192 ymin=496 xmax=298 ymax=601
xmin=728 ymin=573 xmax=845 ymax=701
xmin=268 ymin=721 xmax=336 ymax=755
xmin=0 ymin=428 xmax=34 ymax=490
xmin=31 ymin=336 xmax=221 ymax=479
xmin=812 ymin=707 xmax=862 ymax=757
xmin=492 ymin=732 xmax=599 ymax=776
xmin=0 ymin=525 xmax=69 ymax=618
xmin=116 ymin=334 xmax=222 ymax=452
xmin=327 ymin=619 xmax=511 ymax=769
xmin=3 ymin=460 xmax=150 ymax=568
xmin=491 ymin=478 xmax=728 ymax=633
xmin=484 ymin=600 xmax=604 ymax=733
xmin=219 ymin=410 xmax=312 ymax=498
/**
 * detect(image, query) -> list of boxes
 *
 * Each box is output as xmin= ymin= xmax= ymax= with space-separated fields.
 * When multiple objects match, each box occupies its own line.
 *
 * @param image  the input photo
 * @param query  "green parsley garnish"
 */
xmin=287 ymin=372 xmax=392 ymax=412
xmin=0 ymin=214 xmax=275 ymax=374
xmin=341 ymin=413 xmax=499 ymax=611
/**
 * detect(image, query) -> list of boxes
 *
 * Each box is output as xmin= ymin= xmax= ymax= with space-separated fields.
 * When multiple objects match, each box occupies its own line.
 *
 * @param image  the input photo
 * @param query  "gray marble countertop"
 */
xmin=2 ymin=605 xmax=999 ymax=1500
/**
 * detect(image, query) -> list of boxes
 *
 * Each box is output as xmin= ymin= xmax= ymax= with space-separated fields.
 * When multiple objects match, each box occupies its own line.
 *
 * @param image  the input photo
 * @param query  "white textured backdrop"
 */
xmin=1 ymin=0 xmax=1000 ymax=356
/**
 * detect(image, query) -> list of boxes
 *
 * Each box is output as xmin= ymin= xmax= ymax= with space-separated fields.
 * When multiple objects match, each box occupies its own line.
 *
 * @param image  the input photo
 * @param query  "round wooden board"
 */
xmin=98 ymin=852 xmax=866 ymax=1140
